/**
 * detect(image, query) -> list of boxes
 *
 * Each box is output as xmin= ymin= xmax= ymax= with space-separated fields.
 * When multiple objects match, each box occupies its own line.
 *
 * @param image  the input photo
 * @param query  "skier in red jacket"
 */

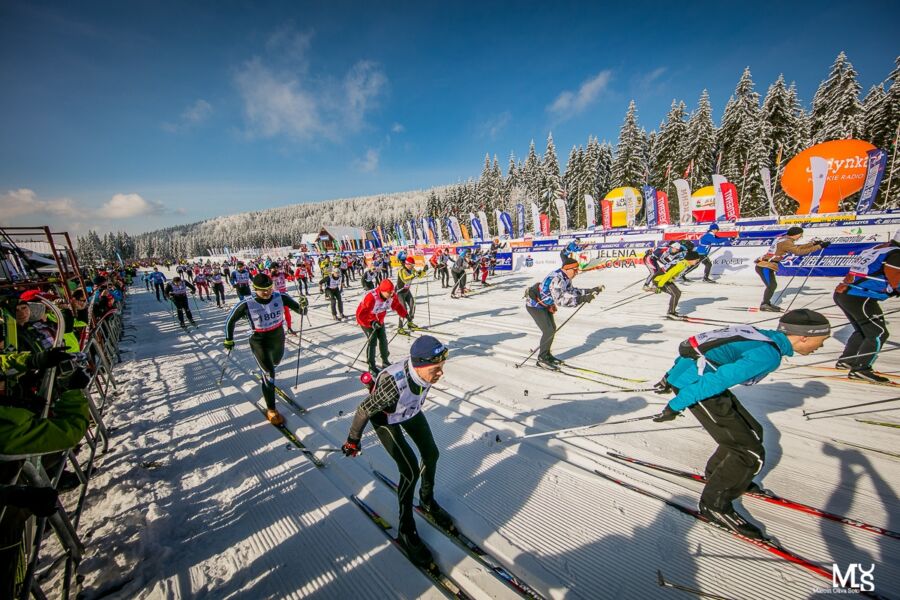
xmin=356 ymin=278 xmax=409 ymax=375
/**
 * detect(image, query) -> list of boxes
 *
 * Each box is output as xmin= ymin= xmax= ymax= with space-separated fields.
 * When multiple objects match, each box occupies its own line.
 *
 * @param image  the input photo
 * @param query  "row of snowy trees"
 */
xmin=83 ymin=52 xmax=899 ymax=260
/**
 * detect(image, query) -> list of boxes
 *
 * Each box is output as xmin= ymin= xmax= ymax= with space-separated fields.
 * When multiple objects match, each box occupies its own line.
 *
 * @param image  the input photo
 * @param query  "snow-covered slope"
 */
xmin=70 ymin=268 xmax=899 ymax=599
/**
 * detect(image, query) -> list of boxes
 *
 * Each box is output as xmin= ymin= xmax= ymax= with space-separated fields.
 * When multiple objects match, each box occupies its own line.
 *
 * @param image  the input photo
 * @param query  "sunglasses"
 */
xmin=421 ymin=345 xmax=449 ymax=365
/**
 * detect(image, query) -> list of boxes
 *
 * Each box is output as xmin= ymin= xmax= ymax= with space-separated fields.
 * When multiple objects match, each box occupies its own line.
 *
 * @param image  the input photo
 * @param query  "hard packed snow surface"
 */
xmin=71 ymin=267 xmax=898 ymax=599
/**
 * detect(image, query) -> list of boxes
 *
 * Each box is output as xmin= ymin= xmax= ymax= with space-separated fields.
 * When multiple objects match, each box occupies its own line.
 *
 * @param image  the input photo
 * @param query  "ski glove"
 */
xmin=342 ymin=439 xmax=361 ymax=457
xmin=652 ymin=376 xmax=673 ymax=395
xmin=28 ymin=348 xmax=72 ymax=371
xmin=653 ymin=405 xmax=680 ymax=423
xmin=817 ymin=241 xmax=831 ymax=248
xmin=223 ymin=340 xmax=235 ymax=350
xmin=591 ymin=286 xmax=605 ymax=295
xmin=370 ymin=321 xmax=383 ymax=331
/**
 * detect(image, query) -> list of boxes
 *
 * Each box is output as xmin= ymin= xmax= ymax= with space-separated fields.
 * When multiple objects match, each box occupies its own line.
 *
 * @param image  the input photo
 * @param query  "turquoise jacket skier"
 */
xmin=664 ymin=329 xmax=794 ymax=412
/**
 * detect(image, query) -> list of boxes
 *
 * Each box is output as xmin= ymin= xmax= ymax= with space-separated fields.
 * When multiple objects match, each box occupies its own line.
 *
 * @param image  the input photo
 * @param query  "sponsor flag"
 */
xmin=683 ymin=159 xmax=693 ymax=179
xmin=539 ymin=213 xmax=551 ymax=236
xmin=428 ymin=217 xmax=439 ymax=243
xmin=809 ymin=156 xmax=828 ymax=213
xmin=499 ymin=211 xmax=513 ymax=237
xmin=470 ymin=213 xmax=484 ymax=241
xmin=370 ymin=229 xmax=382 ymax=248
xmin=642 ymin=185 xmax=658 ymax=227
xmin=714 ymin=151 xmax=723 ymax=174
xmin=554 ymin=196 xmax=569 ymax=232
xmin=857 ymin=148 xmax=888 ymax=213
xmin=477 ymin=210 xmax=490 ymax=238
xmin=623 ymin=187 xmax=637 ymax=228
xmin=760 ymin=167 xmax=777 ymax=216
xmin=446 ymin=217 xmax=458 ymax=242
xmin=673 ymin=179 xmax=692 ymax=225
xmin=720 ymin=182 xmax=740 ymax=220
xmin=530 ymin=202 xmax=541 ymax=235
xmin=656 ymin=191 xmax=671 ymax=225
xmin=601 ymin=200 xmax=612 ymax=230
xmin=712 ymin=174 xmax=728 ymax=221
xmin=515 ymin=203 xmax=525 ymax=238
xmin=584 ymin=194 xmax=596 ymax=228
xmin=409 ymin=219 xmax=418 ymax=245
xmin=460 ymin=223 xmax=471 ymax=241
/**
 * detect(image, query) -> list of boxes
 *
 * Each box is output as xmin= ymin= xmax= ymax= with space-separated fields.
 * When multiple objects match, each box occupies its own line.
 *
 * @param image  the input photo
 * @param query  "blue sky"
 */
xmin=1 ymin=0 xmax=898 ymax=235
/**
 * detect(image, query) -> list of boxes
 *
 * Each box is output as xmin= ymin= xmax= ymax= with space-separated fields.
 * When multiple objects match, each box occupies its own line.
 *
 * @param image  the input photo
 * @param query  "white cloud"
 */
xmin=233 ymin=28 xmax=387 ymax=142
xmin=479 ymin=111 xmax=511 ymax=140
xmin=547 ymin=70 xmax=613 ymax=119
xmin=163 ymin=98 xmax=213 ymax=132
xmin=0 ymin=188 xmax=79 ymax=223
xmin=391 ymin=122 xmax=405 ymax=133
xmin=101 ymin=193 xmax=165 ymax=219
xmin=355 ymin=148 xmax=379 ymax=173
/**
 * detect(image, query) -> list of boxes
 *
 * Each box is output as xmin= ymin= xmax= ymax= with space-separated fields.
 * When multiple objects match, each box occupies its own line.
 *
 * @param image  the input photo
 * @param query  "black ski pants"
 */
xmin=235 ymin=284 xmax=252 ymax=302
xmin=661 ymin=282 xmax=681 ymax=314
xmin=371 ymin=411 xmax=439 ymax=535
xmin=834 ymin=291 xmax=888 ymax=370
xmin=145 ymin=278 xmax=150 ymax=290
xmin=170 ymin=294 xmax=193 ymax=325
xmin=397 ymin=289 xmax=415 ymax=324
xmin=451 ymin=269 xmax=466 ymax=295
xmin=756 ymin=265 xmax=778 ymax=306
xmin=689 ymin=389 xmax=764 ymax=512
xmin=682 ymin=255 xmax=713 ymax=279
xmin=341 ymin=269 xmax=351 ymax=286
xmin=526 ymin=305 xmax=556 ymax=360
xmin=213 ymin=283 xmax=226 ymax=306
xmin=296 ymin=278 xmax=309 ymax=295
xmin=154 ymin=282 xmax=165 ymax=301
xmin=440 ymin=266 xmax=449 ymax=287
xmin=326 ymin=288 xmax=344 ymax=317
xmin=362 ymin=324 xmax=390 ymax=373
xmin=362 ymin=278 xmax=375 ymax=291
xmin=249 ymin=330 xmax=286 ymax=411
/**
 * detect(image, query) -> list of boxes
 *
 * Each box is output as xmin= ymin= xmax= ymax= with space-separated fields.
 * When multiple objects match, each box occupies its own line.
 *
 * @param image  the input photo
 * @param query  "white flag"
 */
xmin=477 ymin=210 xmax=490 ymax=238
xmin=760 ymin=167 xmax=777 ymax=216
xmin=530 ymin=202 xmax=541 ymax=235
xmin=554 ymin=197 xmax=569 ymax=233
xmin=674 ymin=179 xmax=693 ymax=225
xmin=623 ymin=188 xmax=637 ymax=228
xmin=809 ymin=156 xmax=828 ymax=214
xmin=712 ymin=174 xmax=728 ymax=222
xmin=584 ymin=194 xmax=596 ymax=228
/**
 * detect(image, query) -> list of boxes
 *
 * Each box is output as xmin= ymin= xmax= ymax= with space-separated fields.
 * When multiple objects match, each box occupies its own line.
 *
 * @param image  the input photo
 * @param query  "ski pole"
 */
xmin=348 ymin=327 xmax=375 ymax=373
xmin=803 ymin=396 xmax=900 ymax=418
xmin=657 ymin=571 xmax=735 ymax=600
xmin=618 ymin=274 xmax=649 ymax=293
xmin=783 ymin=247 xmax=826 ymax=312
xmin=191 ymin=294 xmax=202 ymax=317
xmin=498 ymin=413 xmax=665 ymax=443
xmin=217 ymin=348 xmax=233 ymax=386
xmin=515 ymin=302 xmax=589 ymax=368
xmin=425 ymin=276 xmax=432 ymax=327
xmin=294 ymin=314 xmax=304 ymax=387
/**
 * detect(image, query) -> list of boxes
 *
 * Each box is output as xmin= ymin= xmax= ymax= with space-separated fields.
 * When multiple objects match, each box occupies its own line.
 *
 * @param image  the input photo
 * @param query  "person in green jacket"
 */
xmin=652 ymin=309 xmax=830 ymax=539
xmin=653 ymin=250 xmax=700 ymax=319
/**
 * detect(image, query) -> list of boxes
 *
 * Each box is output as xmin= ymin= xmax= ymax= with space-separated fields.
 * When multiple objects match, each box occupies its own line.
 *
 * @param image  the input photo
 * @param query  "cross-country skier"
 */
xmin=395 ymin=256 xmax=421 ymax=333
xmin=653 ymin=250 xmax=701 ymax=319
xmin=559 ymin=238 xmax=583 ymax=264
xmin=436 ymin=250 xmax=450 ymax=288
xmin=149 ymin=267 xmax=167 ymax=302
xmin=210 ymin=269 xmax=227 ymax=307
xmin=643 ymin=241 xmax=685 ymax=291
xmin=681 ymin=223 xmax=721 ymax=283
xmin=194 ymin=271 xmax=211 ymax=301
xmin=164 ymin=276 xmax=197 ymax=328
xmin=450 ymin=249 xmax=469 ymax=299
xmin=294 ymin=258 xmax=310 ymax=295
xmin=356 ymin=278 xmax=410 ymax=375
xmin=341 ymin=335 xmax=453 ymax=566
xmin=270 ymin=266 xmax=295 ymax=333
xmin=361 ymin=264 xmax=378 ymax=290
xmin=754 ymin=227 xmax=828 ymax=312
xmin=324 ymin=268 xmax=346 ymax=320
xmin=525 ymin=255 xmax=602 ymax=369
xmin=652 ymin=309 xmax=831 ymax=539
xmin=832 ymin=230 xmax=900 ymax=383
xmin=223 ymin=273 xmax=308 ymax=426
xmin=230 ymin=261 xmax=253 ymax=301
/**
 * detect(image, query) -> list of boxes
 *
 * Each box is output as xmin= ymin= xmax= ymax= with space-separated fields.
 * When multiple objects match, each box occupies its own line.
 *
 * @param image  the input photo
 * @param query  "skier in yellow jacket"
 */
xmin=653 ymin=250 xmax=700 ymax=319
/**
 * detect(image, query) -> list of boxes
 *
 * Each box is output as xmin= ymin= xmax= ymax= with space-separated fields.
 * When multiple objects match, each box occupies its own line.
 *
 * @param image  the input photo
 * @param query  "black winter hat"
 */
xmin=786 ymin=226 xmax=804 ymax=236
xmin=252 ymin=273 xmax=273 ymax=289
xmin=562 ymin=256 xmax=579 ymax=269
xmin=777 ymin=309 xmax=831 ymax=336
xmin=685 ymin=250 xmax=701 ymax=260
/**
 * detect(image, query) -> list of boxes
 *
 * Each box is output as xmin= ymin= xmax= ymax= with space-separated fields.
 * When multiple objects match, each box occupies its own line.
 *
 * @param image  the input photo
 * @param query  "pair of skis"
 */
xmin=596 ymin=451 xmax=893 ymax=598
xmin=532 ymin=359 xmax=649 ymax=390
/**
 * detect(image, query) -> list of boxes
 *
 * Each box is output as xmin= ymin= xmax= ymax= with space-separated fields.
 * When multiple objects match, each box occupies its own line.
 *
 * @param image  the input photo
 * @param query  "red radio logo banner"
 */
xmin=539 ymin=213 xmax=551 ymax=236
xmin=656 ymin=191 xmax=671 ymax=225
xmin=720 ymin=182 xmax=740 ymax=221
xmin=601 ymin=200 xmax=612 ymax=230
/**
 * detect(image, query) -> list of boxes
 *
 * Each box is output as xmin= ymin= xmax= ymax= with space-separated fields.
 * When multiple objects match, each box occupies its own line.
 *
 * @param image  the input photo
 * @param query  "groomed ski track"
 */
xmin=72 ymin=268 xmax=899 ymax=599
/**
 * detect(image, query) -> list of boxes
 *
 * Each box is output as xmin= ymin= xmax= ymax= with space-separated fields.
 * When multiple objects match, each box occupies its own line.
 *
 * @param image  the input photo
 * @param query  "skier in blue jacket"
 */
xmin=652 ymin=309 xmax=830 ymax=539
xmin=680 ymin=223 xmax=720 ymax=282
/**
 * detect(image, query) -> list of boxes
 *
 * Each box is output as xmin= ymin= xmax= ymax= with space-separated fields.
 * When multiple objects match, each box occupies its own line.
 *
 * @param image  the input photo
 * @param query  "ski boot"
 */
xmin=547 ymin=355 xmax=565 ymax=366
xmin=397 ymin=528 xmax=434 ymax=567
xmin=759 ymin=303 xmax=782 ymax=312
xmin=848 ymin=369 xmax=891 ymax=384
xmin=536 ymin=356 xmax=560 ymax=371
xmin=418 ymin=496 xmax=456 ymax=532
xmin=703 ymin=277 xmax=717 ymax=283
xmin=699 ymin=501 xmax=765 ymax=539
xmin=266 ymin=409 xmax=286 ymax=426
xmin=642 ymin=285 xmax=654 ymax=292
xmin=666 ymin=312 xmax=685 ymax=321
xmin=834 ymin=360 xmax=852 ymax=370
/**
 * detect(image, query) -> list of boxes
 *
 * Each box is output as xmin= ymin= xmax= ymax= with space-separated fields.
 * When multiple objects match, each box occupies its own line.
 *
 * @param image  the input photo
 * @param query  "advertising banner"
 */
xmin=624 ymin=187 xmax=637 ymax=228
xmin=721 ymin=182 xmax=740 ymax=221
xmin=585 ymin=194 xmax=596 ymax=228
xmin=539 ymin=213 xmax=551 ymax=236
xmin=712 ymin=174 xmax=728 ymax=221
xmin=477 ymin=210 xmax=491 ymax=238
xmin=531 ymin=202 xmax=541 ymax=235
xmin=674 ymin=179 xmax=692 ymax=225
xmin=516 ymin=203 xmax=526 ymax=238
xmin=781 ymin=139 xmax=876 ymax=214
xmin=656 ymin=191 xmax=671 ymax=225
xmin=499 ymin=211 xmax=514 ymax=237
xmin=554 ymin=197 xmax=569 ymax=232
xmin=603 ymin=187 xmax=643 ymax=227
xmin=642 ymin=185 xmax=658 ymax=227
xmin=760 ymin=167 xmax=777 ymax=216
xmin=601 ymin=200 xmax=612 ymax=230
xmin=856 ymin=148 xmax=888 ymax=213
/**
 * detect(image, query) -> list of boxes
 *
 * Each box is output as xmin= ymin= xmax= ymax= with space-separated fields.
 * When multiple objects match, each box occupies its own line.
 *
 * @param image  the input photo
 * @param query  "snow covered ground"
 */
xmin=63 ymin=266 xmax=898 ymax=599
